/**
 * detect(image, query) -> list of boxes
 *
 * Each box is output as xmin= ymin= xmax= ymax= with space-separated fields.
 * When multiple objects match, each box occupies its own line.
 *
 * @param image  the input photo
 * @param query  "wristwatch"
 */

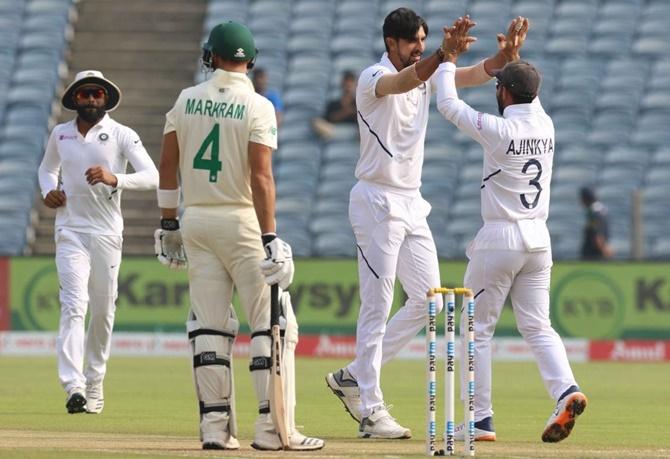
xmin=160 ymin=218 xmax=180 ymax=231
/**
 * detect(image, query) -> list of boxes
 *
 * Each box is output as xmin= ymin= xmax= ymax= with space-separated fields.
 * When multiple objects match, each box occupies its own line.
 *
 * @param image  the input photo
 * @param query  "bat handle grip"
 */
xmin=270 ymin=284 xmax=280 ymax=327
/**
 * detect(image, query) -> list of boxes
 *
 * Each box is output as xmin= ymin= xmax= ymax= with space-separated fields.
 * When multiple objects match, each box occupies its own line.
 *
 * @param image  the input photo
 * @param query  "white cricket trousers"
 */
xmin=347 ymin=180 xmax=442 ymax=418
xmin=55 ymin=228 xmax=122 ymax=394
xmin=463 ymin=249 xmax=577 ymax=421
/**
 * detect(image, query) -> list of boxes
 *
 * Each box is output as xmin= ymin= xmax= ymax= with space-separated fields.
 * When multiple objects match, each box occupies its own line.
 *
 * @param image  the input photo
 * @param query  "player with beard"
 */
xmin=325 ymin=9 xmax=529 ymax=439
xmin=38 ymin=70 xmax=158 ymax=414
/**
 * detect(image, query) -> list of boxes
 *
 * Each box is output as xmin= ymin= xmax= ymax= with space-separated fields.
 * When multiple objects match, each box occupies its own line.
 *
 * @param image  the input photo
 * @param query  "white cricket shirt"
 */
xmin=164 ymin=69 xmax=277 ymax=208
xmin=435 ymin=62 xmax=554 ymax=252
xmin=355 ymin=54 xmax=491 ymax=192
xmin=38 ymin=114 xmax=158 ymax=236
xmin=354 ymin=53 xmax=433 ymax=191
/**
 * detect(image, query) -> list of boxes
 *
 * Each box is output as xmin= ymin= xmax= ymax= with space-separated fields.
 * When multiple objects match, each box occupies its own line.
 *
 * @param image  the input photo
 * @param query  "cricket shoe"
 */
xmin=454 ymin=416 xmax=496 ymax=441
xmin=65 ymin=388 xmax=87 ymax=414
xmin=542 ymin=387 xmax=587 ymax=443
xmin=325 ymin=367 xmax=362 ymax=423
xmin=202 ymin=435 xmax=240 ymax=450
xmin=85 ymin=383 xmax=104 ymax=414
xmin=251 ymin=414 xmax=324 ymax=451
xmin=201 ymin=412 xmax=240 ymax=450
xmin=359 ymin=406 xmax=411 ymax=439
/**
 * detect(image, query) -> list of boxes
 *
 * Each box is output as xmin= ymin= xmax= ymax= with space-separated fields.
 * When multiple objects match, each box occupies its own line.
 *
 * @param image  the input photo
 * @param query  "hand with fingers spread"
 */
xmin=497 ymin=16 xmax=529 ymax=62
xmin=43 ymin=190 xmax=66 ymax=209
xmin=441 ymin=15 xmax=478 ymax=63
xmin=85 ymin=166 xmax=118 ymax=187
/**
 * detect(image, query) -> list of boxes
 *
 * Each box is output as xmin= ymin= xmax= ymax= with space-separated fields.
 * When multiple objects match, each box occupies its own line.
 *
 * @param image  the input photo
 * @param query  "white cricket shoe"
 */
xmin=542 ymin=390 xmax=587 ymax=443
xmin=326 ymin=367 xmax=362 ymax=423
xmin=359 ymin=406 xmax=411 ymax=439
xmin=201 ymin=411 xmax=240 ymax=450
xmin=202 ymin=432 xmax=240 ymax=450
xmin=251 ymin=414 xmax=325 ymax=451
xmin=85 ymin=383 xmax=104 ymax=414
xmin=454 ymin=416 xmax=496 ymax=441
xmin=65 ymin=388 xmax=86 ymax=414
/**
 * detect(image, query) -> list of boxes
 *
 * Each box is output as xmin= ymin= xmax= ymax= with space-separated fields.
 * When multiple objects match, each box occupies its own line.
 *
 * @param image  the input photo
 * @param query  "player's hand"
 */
xmin=260 ymin=236 xmax=294 ymax=290
xmin=154 ymin=228 xmax=187 ymax=270
xmin=497 ymin=16 xmax=529 ymax=62
xmin=43 ymin=190 xmax=66 ymax=208
xmin=85 ymin=166 xmax=118 ymax=187
xmin=441 ymin=16 xmax=477 ymax=62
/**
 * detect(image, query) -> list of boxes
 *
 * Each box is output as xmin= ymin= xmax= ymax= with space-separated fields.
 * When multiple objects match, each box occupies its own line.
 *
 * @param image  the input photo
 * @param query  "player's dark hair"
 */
xmin=511 ymin=94 xmax=535 ymax=104
xmin=382 ymin=8 xmax=428 ymax=52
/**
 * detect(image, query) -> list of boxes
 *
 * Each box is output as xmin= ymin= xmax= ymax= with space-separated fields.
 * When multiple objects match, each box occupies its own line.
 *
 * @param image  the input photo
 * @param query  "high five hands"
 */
xmin=441 ymin=16 xmax=478 ymax=63
xmin=440 ymin=15 xmax=529 ymax=64
xmin=498 ymin=16 xmax=529 ymax=62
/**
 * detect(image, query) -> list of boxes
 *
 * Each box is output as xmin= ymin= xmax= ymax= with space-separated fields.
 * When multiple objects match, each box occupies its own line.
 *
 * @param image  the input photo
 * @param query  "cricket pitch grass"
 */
xmin=1 ymin=357 xmax=668 ymax=458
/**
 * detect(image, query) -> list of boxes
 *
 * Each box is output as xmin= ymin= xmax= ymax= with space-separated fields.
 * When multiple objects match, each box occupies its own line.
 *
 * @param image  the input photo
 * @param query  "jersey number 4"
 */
xmin=193 ymin=124 xmax=222 ymax=182
xmin=520 ymin=159 xmax=542 ymax=209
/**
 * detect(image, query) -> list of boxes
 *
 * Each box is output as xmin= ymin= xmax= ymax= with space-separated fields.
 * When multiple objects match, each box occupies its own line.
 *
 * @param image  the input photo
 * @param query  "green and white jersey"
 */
xmin=164 ymin=69 xmax=277 ymax=207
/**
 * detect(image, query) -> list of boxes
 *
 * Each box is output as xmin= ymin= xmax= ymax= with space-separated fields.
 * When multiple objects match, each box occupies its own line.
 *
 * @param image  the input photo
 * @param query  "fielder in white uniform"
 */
xmin=38 ymin=70 xmax=158 ymax=414
xmin=326 ymin=9 xmax=529 ymax=439
xmin=434 ymin=22 xmax=588 ymax=443
xmin=154 ymin=21 xmax=323 ymax=451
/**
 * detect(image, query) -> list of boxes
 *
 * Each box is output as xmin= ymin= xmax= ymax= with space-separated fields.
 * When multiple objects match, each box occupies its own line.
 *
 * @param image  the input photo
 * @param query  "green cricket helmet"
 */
xmin=202 ymin=21 xmax=258 ymax=70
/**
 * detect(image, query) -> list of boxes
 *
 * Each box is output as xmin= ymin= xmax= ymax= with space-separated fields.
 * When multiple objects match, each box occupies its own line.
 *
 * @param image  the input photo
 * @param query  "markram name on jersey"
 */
xmin=184 ymin=98 xmax=246 ymax=120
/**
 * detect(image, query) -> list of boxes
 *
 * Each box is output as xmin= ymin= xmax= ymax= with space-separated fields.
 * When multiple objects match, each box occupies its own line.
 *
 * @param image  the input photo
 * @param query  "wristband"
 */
xmin=261 ymin=233 xmax=277 ymax=245
xmin=161 ymin=218 xmax=180 ymax=231
xmin=157 ymin=187 xmax=180 ymax=209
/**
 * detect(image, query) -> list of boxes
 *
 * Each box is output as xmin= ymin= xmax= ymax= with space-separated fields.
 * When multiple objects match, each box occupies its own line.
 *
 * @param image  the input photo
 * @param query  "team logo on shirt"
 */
xmin=59 ymin=135 xmax=76 ymax=140
xmin=98 ymin=133 xmax=109 ymax=142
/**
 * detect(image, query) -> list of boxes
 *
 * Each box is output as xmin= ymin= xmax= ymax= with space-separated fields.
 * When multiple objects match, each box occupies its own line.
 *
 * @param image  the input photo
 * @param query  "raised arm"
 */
xmin=451 ymin=16 xmax=529 ymax=89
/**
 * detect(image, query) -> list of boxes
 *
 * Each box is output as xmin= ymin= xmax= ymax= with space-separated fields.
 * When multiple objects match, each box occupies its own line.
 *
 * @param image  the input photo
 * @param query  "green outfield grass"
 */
xmin=0 ymin=356 xmax=669 ymax=458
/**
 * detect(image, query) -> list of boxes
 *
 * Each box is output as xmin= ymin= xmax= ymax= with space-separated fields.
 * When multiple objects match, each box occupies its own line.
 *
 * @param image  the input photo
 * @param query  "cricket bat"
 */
xmin=269 ymin=284 xmax=290 ymax=449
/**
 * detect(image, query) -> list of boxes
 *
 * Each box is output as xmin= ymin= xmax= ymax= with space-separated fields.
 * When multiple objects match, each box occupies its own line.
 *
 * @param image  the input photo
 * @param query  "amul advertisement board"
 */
xmin=4 ymin=258 xmax=670 ymax=339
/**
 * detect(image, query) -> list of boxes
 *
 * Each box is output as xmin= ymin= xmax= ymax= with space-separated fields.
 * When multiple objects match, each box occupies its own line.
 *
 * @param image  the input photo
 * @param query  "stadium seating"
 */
xmin=0 ymin=0 xmax=75 ymax=255
xmin=1 ymin=0 xmax=668 ymax=259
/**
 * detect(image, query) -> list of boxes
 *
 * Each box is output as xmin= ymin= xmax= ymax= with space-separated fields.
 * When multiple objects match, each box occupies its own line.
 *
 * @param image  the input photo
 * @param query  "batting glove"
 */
xmin=260 ymin=235 xmax=294 ymax=290
xmin=154 ymin=219 xmax=187 ymax=270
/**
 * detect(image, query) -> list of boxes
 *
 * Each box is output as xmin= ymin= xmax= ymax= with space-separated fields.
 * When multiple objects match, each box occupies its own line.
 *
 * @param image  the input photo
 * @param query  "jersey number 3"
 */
xmin=193 ymin=123 xmax=222 ymax=182
xmin=520 ymin=159 xmax=542 ymax=209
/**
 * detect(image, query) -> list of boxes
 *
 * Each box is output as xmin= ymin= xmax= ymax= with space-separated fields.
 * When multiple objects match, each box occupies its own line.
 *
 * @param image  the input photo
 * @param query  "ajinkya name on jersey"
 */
xmin=506 ymin=137 xmax=553 ymax=156
xmin=184 ymin=98 xmax=246 ymax=120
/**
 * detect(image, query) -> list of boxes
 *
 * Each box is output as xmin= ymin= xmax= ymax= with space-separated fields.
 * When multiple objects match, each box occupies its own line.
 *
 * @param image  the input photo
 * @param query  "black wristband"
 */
xmin=161 ymin=218 xmax=179 ymax=231
xmin=261 ymin=233 xmax=277 ymax=246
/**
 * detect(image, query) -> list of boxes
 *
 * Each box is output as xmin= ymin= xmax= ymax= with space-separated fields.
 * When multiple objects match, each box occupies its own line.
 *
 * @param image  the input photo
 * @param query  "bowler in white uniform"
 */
xmin=326 ymin=9 xmax=531 ymax=439
xmin=38 ymin=70 xmax=158 ymax=414
xmin=435 ymin=22 xmax=588 ymax=443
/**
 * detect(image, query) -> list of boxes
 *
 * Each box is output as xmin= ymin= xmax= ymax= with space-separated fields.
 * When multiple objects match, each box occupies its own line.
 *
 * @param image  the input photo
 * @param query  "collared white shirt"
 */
xmin=164 ymin=68 xmax=277 ymax=208
xmin=354 ymin=53 xmax=434 ymax=192
xmin=38 ymin=114 xmax=158 ymax=236
xmin=436 ymin=62 xmax=555 ymax=252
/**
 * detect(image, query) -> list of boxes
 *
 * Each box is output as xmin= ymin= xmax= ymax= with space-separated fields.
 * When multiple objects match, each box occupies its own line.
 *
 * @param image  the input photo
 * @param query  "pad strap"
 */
xmin=199 ymin=401 xmax=230 ymax=414
xmin=251 ymin=329 xmax=285 ymax=339
xmin=189 ymin=328 xmax=236 ymax=340
xmin=249 ymin=356 xmax=272 ymax=371
xmin=193 ymin=352 xmax=230 ymax=368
